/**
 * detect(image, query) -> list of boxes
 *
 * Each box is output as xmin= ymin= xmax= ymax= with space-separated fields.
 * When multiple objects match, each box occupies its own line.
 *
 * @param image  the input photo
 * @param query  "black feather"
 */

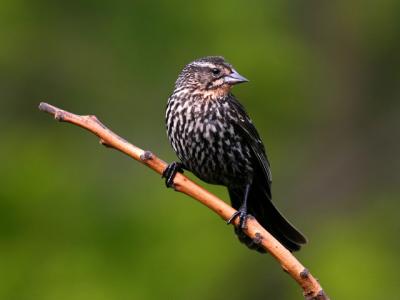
xmin=228 ymin=95 xmax=306 ymax=251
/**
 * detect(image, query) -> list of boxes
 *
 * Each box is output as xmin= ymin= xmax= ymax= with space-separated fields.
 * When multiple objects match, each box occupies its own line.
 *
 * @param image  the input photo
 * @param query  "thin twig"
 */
xmin=38 ymin=102 xmax=329 ymax=300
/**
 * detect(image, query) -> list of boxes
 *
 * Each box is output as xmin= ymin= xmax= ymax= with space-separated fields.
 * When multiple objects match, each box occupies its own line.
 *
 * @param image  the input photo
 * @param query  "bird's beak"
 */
xmin=224 ymin=69 xmax=249 ymax=85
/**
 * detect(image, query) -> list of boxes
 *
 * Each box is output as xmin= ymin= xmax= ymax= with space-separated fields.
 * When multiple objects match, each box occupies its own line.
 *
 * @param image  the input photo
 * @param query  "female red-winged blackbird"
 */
xmin=164 ymin=56 xmax=307 ymax=252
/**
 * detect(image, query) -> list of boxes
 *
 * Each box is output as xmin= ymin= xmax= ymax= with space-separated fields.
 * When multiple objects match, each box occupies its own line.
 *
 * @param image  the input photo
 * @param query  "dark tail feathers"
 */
xmin=228 ymin=185 xmax=307 ymax=253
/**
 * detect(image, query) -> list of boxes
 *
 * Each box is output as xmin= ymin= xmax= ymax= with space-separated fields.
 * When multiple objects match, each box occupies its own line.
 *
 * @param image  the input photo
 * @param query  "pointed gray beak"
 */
xmin=224 ymin=69 xmax=249 ymax=85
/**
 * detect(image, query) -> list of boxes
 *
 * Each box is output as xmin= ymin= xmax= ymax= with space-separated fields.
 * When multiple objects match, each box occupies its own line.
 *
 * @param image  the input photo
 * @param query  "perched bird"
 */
xmin=164 ymin=56 xmax=307 ymax=252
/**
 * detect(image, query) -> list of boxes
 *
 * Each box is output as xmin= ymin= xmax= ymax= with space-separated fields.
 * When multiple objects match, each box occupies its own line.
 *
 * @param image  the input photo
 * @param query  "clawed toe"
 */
xmin=227 ymin=211 xmax=240 ymax=225
xmin=227 ymin=209 xmax=248 ymax=229
xmin=162 ymin=162 xmax=184 ymax=188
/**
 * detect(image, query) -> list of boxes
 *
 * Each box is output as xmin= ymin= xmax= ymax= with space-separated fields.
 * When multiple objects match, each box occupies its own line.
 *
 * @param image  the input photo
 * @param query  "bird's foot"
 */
xmin=162 ymin=162 xmax=184 ymax=188
xmin=227 ymin=206 xmax=249 ymax=229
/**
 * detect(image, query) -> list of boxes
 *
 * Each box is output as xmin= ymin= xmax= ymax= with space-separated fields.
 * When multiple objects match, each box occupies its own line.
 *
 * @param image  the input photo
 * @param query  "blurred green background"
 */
xmin=1 ymin=0 xmax=399 ymax=299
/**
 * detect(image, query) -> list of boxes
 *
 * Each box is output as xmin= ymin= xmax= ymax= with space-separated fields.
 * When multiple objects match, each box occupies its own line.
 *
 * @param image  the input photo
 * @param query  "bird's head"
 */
xmin=175 ymin=56 xmax=248 ymax=98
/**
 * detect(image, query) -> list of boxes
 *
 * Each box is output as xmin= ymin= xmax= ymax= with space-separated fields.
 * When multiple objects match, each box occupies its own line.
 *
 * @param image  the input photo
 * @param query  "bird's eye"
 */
xmin=211 ymin=68 xmax=221 ymax=76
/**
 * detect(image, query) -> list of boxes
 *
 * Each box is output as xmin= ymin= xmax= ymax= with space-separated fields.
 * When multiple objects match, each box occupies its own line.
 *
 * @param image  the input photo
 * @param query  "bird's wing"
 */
xmin=228 ymin=95 xmax=272 ymax=185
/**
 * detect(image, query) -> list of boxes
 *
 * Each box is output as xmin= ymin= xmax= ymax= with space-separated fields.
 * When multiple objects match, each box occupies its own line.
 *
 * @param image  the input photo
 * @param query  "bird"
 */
xmin=163 ymin=56 xmax=307 ymax=252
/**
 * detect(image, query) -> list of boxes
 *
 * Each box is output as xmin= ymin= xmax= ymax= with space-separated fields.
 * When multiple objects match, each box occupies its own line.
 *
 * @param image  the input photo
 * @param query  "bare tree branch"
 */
xmin=38 ymin=102 xmax=329 ymax=300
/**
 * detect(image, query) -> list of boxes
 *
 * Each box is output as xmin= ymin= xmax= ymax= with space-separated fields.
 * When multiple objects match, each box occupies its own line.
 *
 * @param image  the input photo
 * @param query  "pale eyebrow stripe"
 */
xmin=190 ymin=61 xmax=216 ymax=69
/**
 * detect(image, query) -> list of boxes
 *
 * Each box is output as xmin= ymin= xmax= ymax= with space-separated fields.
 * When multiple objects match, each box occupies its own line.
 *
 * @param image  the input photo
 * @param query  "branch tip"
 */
xmin=38 ymin=102 xmax=57 ymax=115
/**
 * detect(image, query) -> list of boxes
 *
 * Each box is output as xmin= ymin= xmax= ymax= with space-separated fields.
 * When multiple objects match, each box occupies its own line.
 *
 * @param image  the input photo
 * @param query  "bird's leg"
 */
xmin=227 ymin=184 xmax=251 ymax=229
xmin=162 ymin=162 xmax=185 ymax=188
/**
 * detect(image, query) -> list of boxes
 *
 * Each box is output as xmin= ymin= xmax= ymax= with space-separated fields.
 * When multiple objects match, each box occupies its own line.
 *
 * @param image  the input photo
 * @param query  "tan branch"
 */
xmin=38 ymin=102 xmax=329 ymax=300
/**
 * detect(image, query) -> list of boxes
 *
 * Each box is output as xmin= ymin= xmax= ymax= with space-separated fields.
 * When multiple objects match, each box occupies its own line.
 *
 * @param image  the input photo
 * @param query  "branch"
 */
xmin=38 ymin=102 xmax=329 ymax=300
